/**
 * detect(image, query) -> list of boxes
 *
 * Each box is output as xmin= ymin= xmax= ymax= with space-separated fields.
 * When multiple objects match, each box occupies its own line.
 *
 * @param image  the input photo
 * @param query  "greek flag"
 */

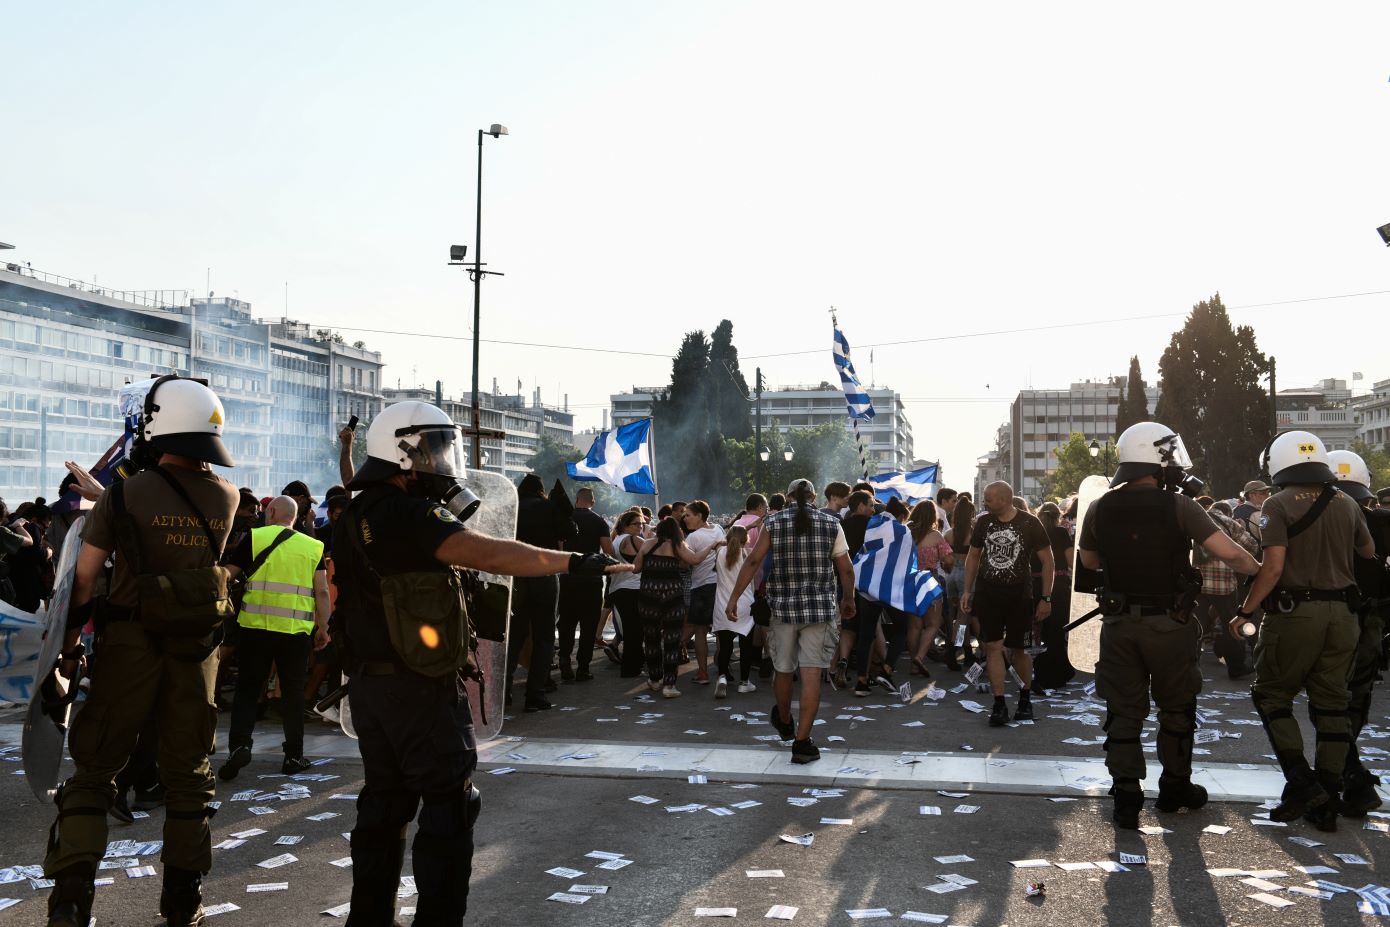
xmin=566 ymin=418 xmax=658 ymax=495
xmin=852 ymin=513 xmax=943 ymax=616
xmin=833 ymin=325 xmax=875 ymax=420
xmin=869 ymin=465 xmax=939 ymax=504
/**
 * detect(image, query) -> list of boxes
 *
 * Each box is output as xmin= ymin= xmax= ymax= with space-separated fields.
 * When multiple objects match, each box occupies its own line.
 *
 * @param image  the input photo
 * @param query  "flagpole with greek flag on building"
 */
xmin=831 ymin=308 xmax=875 ymax=480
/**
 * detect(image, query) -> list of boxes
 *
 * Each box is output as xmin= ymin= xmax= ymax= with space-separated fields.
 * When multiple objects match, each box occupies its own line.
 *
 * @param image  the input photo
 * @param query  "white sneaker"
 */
xmin=715 ymin=676 xmax=728 ymax=699
xmin=737 ymin=681 xmax=757 ymax=694
xmin=662 ymin=685 xmax=682 ymax=699
xmin=648 ymin=680 xmax=663 ymax=694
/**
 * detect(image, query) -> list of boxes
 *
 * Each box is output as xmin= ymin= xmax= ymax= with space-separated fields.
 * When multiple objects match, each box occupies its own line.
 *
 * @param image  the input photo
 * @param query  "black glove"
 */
xmin=569 ymin=552 xmax=618 ymax=576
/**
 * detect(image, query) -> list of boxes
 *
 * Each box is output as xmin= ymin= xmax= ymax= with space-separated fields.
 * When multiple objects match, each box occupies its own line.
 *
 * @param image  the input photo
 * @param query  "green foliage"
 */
xmin=1042 ymin=433 xmax=1113 ymax=500
xmin=1114 ymin=356 xmax=1150 ymax=438
xmin=708 ymin=320 xmax=752 ymax=441
xmin=1153 ymin=294 xmax=1270 ymax=498
xmin=723 ymin=421 xmax=860 ymax=502
xmin=1352 ymin=440 xmax=1390 ymax=491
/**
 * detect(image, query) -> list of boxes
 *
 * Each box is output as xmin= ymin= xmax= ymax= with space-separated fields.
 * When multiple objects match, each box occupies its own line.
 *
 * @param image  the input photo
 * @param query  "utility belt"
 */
xmin=1263 ymin=586 xmax=1360 ymax=614
xmin=1098 ymin=590 xmax=1186 ymax=621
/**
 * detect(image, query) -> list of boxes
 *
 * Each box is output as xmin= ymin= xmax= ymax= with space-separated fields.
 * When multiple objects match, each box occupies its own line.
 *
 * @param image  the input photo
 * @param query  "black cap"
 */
xmin=281 ymin=480 xmax=316 ymax=503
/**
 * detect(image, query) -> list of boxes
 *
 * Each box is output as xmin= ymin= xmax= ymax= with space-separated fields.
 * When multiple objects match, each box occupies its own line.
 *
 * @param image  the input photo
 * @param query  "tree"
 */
xmin=1114 ymin=356 xmax=1150 ymax=437
xmin=708 ymin=320 xmax=752 ymax=441
xmin=1042 ymin=433 xmax=1113 ymax=500
xmin=1352 ymin=440 xmax=1390 ymax=492
xmin=723 ymin=421 xmax=860 ymax=501
xmin=1153 ymin=294 xmax=1270 ymax=497
xmin=524 ymin=432 xmax=584 ymax=488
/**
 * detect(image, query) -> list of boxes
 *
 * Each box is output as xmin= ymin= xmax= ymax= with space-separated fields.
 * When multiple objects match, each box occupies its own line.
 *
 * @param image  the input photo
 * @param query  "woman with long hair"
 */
xmin=907 ymin=500 xmax=954 ymax=677
xmin=943 ymin=495 xmax=977 ymax=671
xmin=712 ymin=524 xmax=760 ymax=697
xmin=633 ymin=516 xmax=720 ymax=698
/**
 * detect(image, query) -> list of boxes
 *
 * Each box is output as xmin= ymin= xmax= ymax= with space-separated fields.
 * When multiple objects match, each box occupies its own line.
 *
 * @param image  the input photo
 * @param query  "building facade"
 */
xmin=0 ymin=264 xmax=385 ymax=500
xmin=1005 ymin=380 xmax=1161 ymax=502
xmin=1354 ymin=377 xmax=1390 ymax=452
xmin=1275 ymin=379 xmax=1358 ymax=452
xmin=610 ymin=382 xmax=917 ymax=472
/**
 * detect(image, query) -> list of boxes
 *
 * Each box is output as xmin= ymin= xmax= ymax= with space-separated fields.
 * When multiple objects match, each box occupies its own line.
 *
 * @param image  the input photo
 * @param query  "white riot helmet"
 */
xmin=1111 ymin=421 xmax=1193 ymax=489
xmin=138 ymin=375 xmax=235 ymax=467
xmin=1263 ymin=430 xmax=1335 ymax=487
xmin=1327 ymin=449 xmax=1373 ymax=502
xmin=350 ymin=401 xmax=478 ymax=519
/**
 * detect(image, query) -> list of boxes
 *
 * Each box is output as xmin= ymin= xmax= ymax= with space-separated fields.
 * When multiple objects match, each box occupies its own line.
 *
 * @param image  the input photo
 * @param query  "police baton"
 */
xmin=315 ymin=683 xmax=349 ymax=713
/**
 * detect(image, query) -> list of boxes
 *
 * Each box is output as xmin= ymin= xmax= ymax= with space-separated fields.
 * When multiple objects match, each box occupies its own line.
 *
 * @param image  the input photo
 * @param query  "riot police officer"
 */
xmin=1233 ymin=432 xmax=1375 ymax=831
xmin=333 ymin=401 xmax=625 ymax=925
xmin=1078 ymin=422 xmax=1260 ymax=829
xmin=1326 ymin=449 xmax=1390 ymax=816
xmin=45 ymin=376 xmax=241 ymax=927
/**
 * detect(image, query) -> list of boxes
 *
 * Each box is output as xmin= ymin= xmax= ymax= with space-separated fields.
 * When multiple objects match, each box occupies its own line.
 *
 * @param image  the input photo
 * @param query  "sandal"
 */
xmin=911 ymin=658 xmax=932 ymax=679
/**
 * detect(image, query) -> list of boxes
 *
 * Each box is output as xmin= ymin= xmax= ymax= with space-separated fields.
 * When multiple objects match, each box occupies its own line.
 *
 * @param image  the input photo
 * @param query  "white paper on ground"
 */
xmin=126 ymin=866 xmax=156 ymax=878
xmin=1294 ymin=866 xmax=1338 ymax=875
xmin=1334 ymin=853 xmax=1369 ymax=865
xmin=567 ymin=885 xmax=609 ymax=895
xmin=695 ymin=908 xmax=738 ymax=917
xmin=707 ymin=808 xmax=735 ymax=817
xmin=1010 ymin=860 xmax=1051 ymax=869
xmin=953 ymin=805 xmax=980 ymax=814
xmin=933 ymin=855 xmax=973 ymax=864
xmin=246 ymin=882 xmax=289 ymax=893
xmin=548 ymin=893 xmax=591 ymax=904
xmin=629 ymin=795 xmax=659 ymax=805
xmin=747 ymin=870 xmax=785 ymax=878
xmin=1093 ymin=861 xmax=1130 ymax=873
xmin=1287 ymin=886 xmax=1334 ymax=899
xmin=820 ymin=818 xmax=853 ymax=825
xmin=545 ymin=867 xmax=585 ymax=878
xmin=1246 ymin=892 xmax=1294 ymax=909
xmin=1206 ymin=868 xmax=1249 ymax=878
xmin=330 ymin=857 xmax=353 ymax=868
xmin=1056 ymin=862 xmax=1097 ymax=871
xmin=901 ymin=914 xmax=948 ymax=924
xmin=778 ymin=834 xmax=814 ymax=846
xmin=845 ymin=909 xmax=892 ymax=919
xmin=203 ymin=903 xmax=241 ymax=916
xmin=274 ymin=836 xmax=303 ymax=846
xmin=1202 ymin=825 xmax=1233 ymax=835
xmin=919 ymin=806 xmax=941 ymax=816
xmin=585 ymin=851 xmax=625 ymax=861
xmin=939 ymin=874 xmax=977 ymax=886
xmin=766 ymin=905 xmax=798 ymax=919
xmin=924 ymin=882 xmax=967 ymax=895
xmin=306 ymin=812 xmax=340 ymax=822
xmin=230 ymin=828 xmax=267 ymax=839
xmin=1119 ymin=854 xmax=1146 ymax=866
xmin=256 ymin=854 xmax=297 ymax=869
xmin=1137 ymin=826 xmax=1171 ymax=835
xmin=732 ymin=801 xmax=762 ymax=810
xmin=937 ymin=791 xmax=968 ymax=798
xmin=597 ymin=859 xmax=634 ymax=871
xmin=1239 ymin=878 xmax=1283 ymax=892
xmin=1287 ymin=836 xmax=1324 ymax=848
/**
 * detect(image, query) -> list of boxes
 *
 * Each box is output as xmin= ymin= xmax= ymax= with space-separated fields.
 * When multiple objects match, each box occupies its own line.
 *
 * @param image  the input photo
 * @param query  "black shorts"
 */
xmin=843 ymin=593 xmax=882 ymax=637
xmin=688 ymin=583 xmax=717 ymax=627
xmin=974 ymin=583 xmax=1033 ymax=648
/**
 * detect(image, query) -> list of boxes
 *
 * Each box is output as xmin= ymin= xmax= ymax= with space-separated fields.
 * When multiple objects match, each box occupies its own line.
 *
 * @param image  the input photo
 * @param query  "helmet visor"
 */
xmin=404 ymin=426 xmax=466 ymax=479
xmin=1155 ymin=433 xmax=1193 ymax=470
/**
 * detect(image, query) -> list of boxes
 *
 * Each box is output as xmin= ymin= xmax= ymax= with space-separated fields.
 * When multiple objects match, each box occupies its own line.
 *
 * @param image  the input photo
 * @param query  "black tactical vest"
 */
xmin=1356 ymin=507 xmax=1390 ymax=600
xmin=1091 ymin=489 xmax=1188 ymax=598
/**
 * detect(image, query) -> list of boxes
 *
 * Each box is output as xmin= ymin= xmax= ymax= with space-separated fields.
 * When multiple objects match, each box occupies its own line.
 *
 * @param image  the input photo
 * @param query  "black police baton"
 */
xmin=1062 ymin=606 xmax=1104 ymax=634
xmin=316 ymin=683 xmax=349 ymax=713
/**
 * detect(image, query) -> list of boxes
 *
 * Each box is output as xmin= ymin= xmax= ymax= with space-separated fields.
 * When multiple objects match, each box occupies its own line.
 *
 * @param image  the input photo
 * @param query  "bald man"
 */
xmin=961 ymin=481 xmax=1054 ymax=727
xmin=220 ymin=494 xmax=331 ymax=781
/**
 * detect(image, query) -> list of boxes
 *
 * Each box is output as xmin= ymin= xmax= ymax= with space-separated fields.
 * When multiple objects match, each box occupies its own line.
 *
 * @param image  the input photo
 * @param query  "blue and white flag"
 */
xmin=869 ymin=465 xmax=939 ymax=504
xmin=566 ymin=418 xmax=658 ymax=495
xmin=833 ymin=325 xmax=875 ymax=420
xmin=852 ymin=513 xmax=944 ymax=617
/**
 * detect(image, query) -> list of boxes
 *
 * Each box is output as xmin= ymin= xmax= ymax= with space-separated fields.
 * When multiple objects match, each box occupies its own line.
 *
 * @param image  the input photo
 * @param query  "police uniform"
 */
xmin=43 ymin=376 xmax=240 ymax=927
xmin=1080 ymin=485 xmax=1219 ymax=821
xmin=1344 ymin=501 xmax=1390 ymax=813
xmin=1244 ymin=432 xmax=1373 ymax=827
xmin=333 ymin=482 xmax=481 ymax=925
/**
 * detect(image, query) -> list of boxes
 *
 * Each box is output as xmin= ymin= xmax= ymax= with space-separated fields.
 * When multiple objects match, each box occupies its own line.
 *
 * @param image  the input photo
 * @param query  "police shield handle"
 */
xmin=1067 ymin=475 xmax=1111 ymax=675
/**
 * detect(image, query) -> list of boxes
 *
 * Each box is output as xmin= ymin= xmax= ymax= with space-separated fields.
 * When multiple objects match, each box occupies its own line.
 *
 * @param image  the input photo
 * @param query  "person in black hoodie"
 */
xmin=505 ymin=474 xmax=578 ymax=711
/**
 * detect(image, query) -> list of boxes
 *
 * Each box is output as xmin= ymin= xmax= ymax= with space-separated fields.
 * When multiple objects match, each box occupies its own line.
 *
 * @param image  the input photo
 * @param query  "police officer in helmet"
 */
xmin=1078 ymin=422 xmax=1260 ymax=829
xmin=333 ymin=401 xmax=627 ymax=925
xmin=1233 ymin=432 xmax=1375 ymax=831
xmin=45 ymin=376 xmax=241 ymax=927
xmin=1324 ymin=449 xmax=1390 ymax=817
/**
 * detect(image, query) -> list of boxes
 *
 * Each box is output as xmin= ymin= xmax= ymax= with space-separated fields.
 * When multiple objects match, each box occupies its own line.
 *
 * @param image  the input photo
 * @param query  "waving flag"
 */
xmin=566 ymin=418 xmax=658 ymax=495
xmin=852 ymin=513 xmax=943 ymax=616
xmin=869 ymin=465 xmax=939 ymax=504
xmin=833 ymin=326 xmax=875 ymax=420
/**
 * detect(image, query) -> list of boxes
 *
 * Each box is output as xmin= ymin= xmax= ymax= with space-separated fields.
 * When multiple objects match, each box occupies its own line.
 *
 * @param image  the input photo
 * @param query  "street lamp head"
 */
xmin=1088 ymin=439 xmax=1100 ymax=458
xmin=488 ymin=124 xmax=509 ymax=138
xmin=1378 ymin=223 xmax=1390 ymax=247
xmin=759 ymin=447 xmax=771 ymax=462
xmin=0 ymin=242 xmax=14 ymax=250
xmin=784 ymin=446 xmax=795 ymax=462
xmin=449 ymin=244 xmax=468 ymax=264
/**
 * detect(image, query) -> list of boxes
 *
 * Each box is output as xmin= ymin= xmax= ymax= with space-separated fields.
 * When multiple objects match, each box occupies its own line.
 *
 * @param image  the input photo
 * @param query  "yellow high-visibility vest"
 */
xmin=238 ymin=525 xmax=324 ymax=635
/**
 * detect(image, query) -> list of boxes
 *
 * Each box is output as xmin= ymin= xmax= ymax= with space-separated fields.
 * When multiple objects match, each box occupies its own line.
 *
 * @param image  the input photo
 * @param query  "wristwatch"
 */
xmin=1039 ymin=595 xmax=1052 ymax=603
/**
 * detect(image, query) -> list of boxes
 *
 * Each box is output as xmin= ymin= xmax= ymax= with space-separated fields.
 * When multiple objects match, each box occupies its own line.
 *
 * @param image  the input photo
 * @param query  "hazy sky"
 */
xmin=6 ymin=2 xmax=1390 ymax=489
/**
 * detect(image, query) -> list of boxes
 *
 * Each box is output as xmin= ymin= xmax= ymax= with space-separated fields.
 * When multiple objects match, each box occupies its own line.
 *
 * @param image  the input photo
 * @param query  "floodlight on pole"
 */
xmin=1377 ymin=222 xmax=1390 ymax=247
xmin=784 ymin=446 xmax=795 ymax=463
xmin=759 ymin=447 xmax=771 ymax=462
xmin=1089 ymin=439 xmax=1101 ymax=458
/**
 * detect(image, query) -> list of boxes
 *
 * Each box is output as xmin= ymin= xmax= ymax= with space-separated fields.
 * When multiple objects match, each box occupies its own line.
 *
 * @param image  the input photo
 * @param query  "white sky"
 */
xmin=5 ymin=2 xmax=1390 ymax=489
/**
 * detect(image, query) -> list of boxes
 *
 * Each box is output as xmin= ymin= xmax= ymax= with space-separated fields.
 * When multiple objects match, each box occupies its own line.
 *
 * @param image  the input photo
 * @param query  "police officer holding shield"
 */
xmin=1078 ymin=422 xmax=1260 ymax=829
xmin=44 ymin=376 xmax=241 ymax=927
xmin=333 ymin=401 xmax=627 ymax=925
xmin=1233 ymin=432 xmax=1375 ymax=831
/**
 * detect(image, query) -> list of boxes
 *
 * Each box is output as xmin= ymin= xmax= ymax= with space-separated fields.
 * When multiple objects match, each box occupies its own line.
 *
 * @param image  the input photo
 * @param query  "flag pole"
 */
xmin=831 ymin=306 xmax=871 ymax=482
xmin=646 ymin=417 xmax=661 ymax=511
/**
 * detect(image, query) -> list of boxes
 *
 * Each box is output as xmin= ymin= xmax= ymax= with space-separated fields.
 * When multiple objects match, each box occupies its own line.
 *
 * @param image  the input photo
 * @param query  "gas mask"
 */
xmin=400 ymin=426 xmax=480 ymax=523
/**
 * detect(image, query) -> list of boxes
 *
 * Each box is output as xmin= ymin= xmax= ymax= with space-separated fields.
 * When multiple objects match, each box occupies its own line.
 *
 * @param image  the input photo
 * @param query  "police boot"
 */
xmin=1302 ymin=774 xmax=1342 ymax=833
xmin=1342 ymin=768 xmax=1384 ymax=818
xmin=1155 ymin=774 xmax=1209 ymax=813
xmin=159 ymin=865 xmax=206 ymax=926
xmin=1109 ymin=781 xmax=1143 ymax=830
xmin=46 ymin=863 xmax=95 ymax=927
xmin=1269 ymin=761 xmax=1329 ymax=823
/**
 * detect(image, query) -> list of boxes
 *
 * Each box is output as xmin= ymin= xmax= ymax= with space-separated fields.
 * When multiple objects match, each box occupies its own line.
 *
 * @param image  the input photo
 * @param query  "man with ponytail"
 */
xmin=727 ymin=479 xmax=855 ymax=764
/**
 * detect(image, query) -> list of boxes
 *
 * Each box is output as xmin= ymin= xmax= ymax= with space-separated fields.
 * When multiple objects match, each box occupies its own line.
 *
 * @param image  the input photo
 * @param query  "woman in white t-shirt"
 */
xmin=712 ymin=525 xmax=760 ymax=698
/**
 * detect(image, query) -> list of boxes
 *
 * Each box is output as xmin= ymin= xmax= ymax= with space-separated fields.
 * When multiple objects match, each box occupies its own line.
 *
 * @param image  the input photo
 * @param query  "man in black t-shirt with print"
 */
xmin=961 ymin=480 xmax=1054 ymax=727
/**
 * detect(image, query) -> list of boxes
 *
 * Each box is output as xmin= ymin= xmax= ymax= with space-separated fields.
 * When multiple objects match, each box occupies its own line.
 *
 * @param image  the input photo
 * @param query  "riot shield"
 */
xmin=22 ymin=515 xmax=85 ymax=801
xmin=1067 ymin=475 xmax=1110 ymax=674
xmin=336 ymin=470 xmax=517 ymax=742
xmin=460 ymin=469 xmax=517 ymax=742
